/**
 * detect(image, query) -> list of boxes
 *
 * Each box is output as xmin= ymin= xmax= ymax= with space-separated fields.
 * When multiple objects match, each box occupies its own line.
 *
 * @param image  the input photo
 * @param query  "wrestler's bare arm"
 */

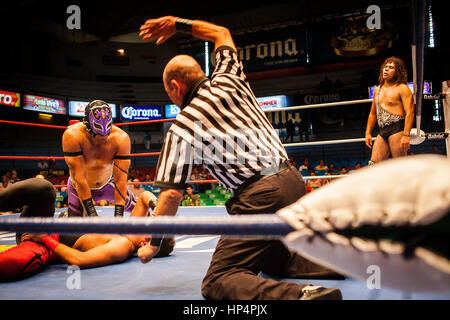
xmin=21 ymin=234 xmax=135 ymax=269
xmin=399 ymin=84 xmax=415 ymax=135
xmin=57 ymin=236 xmax=134 ymax=269
xmin=399 ymin=84 xmax=415 ymax=151
xmin=62 ymin=128 xmax=92 ymax=201
xmin=112 ymin=129 xmax=131 ymax=207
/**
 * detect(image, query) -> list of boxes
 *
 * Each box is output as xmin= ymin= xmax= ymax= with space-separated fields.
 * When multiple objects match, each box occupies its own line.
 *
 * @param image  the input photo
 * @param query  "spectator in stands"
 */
xmin=288 ymin=155 xmax=296 ymax=168
xmin=130 ymin=178 xmax=146 ymax=198
xmin=354 ymin=162 xmax=362 ymax=170
xmin=323 ymin=172 xmax=334 ymax=185
xmin=327 ymin=162 xmax=336 ymax=173
xmin=144 ymin=132 xmax=152 ymax=150
xmin=191 ymin=167 xmax=208 ymax=193
xmin=1 ymin=175 xmax=11 ymax=190
xmin=48 ymin=158 xmax=58 ymax=170
xmin=315 ymin=160 xmax=328 ymax=171
xmin=319 ymin=76 xmax=332 ymax=93
xmin=334 ymin=78 xmax=343 ymax=91
xmin=1 ymin=174 xmax=13 ymax=214
xmin=3 ymin=173 xmax=22 ymax=213
xmin=10 ymin=169 xmax=20 ymax=183
xmin=199 ymin=167 xmax=208 ymax=180
xmin=142 ymin=174 xmax=153 ymax=192
xmin=285 ymin=119 xmax=295 ymax=143
xmin=190 ymin=167 xmax=201 ymax=181
xmin=135 ymin=169 xmax=144 ymax=180
xmin=37 ymin=159 xmax=49 ymax=171
xmin=340 ymin=167 xmax=348 ymax=175
xmin=182 ymin=185 xmax=199 ymax=206
xmin=299 ymin=158 xmax=312 ymax=172
xmin=306 ymin=171 xmax=322 ymax=190
xmin=59 ymin=178 xmax=68 ymax=208
xmin=128 ymin=168 xmax=137 ymax=181
xmin=47 ymin=168 xmax=56 ymax=180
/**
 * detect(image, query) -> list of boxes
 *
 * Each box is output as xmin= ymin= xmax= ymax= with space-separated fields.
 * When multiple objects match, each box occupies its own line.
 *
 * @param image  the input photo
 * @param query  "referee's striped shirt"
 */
xmin=154 ymin=46 xmax=289 ymax=193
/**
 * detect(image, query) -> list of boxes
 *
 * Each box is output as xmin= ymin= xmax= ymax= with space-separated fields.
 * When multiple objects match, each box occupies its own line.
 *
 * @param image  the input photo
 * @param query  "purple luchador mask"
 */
xmin=83 ymin=100 xmax=112 ymax=137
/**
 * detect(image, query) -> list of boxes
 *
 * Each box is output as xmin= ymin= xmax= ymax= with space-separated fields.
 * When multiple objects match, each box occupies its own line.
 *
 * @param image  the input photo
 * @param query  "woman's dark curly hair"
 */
xmin=378 ymin=56 xmax=408 ymax=86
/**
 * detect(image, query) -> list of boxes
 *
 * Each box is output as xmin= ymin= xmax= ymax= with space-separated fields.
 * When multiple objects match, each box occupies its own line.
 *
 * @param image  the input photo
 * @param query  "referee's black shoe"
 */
xmin=299 ymin=285 xmax=342 ymax=300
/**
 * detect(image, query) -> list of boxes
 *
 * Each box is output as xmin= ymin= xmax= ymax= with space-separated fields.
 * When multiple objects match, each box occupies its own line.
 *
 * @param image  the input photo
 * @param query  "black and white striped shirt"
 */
xmin=154 ymin=46 xmax=288 ymax=193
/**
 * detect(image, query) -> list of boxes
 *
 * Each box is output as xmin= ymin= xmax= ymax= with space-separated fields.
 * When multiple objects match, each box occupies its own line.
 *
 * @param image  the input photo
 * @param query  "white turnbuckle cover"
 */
xmin=277 ymin=154 xmax=450 ymax=293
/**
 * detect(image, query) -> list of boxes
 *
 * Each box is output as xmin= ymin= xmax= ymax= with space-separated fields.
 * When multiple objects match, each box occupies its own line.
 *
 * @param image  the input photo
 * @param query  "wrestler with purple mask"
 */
xmin=61 ymin=100 xmax=157 ymax=246
xmin=84 ymin=100 xmax=113 ymax=136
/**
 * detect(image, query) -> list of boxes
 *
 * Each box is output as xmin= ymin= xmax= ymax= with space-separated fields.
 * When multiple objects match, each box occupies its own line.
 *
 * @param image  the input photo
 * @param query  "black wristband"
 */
xmin=175 ymin=18 xmax=193 ymax=34
xmin=150 ymin=237 xmax=163 ymax=247
xmin=114 ymin=205 xmax=125 ymax=217
xmin=82 ymin=198 xmax=98 ymax=217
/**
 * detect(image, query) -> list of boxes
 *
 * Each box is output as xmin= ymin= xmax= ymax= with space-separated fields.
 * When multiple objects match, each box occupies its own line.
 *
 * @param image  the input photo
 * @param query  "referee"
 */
xmin=138 ymin=16 xmax=342 ymax=300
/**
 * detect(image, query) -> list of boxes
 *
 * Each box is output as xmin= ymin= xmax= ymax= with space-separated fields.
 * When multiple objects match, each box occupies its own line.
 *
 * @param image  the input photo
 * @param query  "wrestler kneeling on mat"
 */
xmin=63 ymin=100 xmax=135 ymax=221
xmin=0 ymin=178 xmax=174 ymax=281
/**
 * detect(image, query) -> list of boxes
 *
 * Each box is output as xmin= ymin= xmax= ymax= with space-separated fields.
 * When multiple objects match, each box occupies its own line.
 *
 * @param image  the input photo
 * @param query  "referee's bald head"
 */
xmin=163 ymin=55 xmax=205 ymax=107
xmin=163 ymin=55 xmax=205 ymax=89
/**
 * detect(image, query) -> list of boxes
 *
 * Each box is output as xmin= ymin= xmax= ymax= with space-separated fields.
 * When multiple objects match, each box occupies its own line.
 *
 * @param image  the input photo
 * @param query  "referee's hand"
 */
xmin=139 ymin=16 xmax=176 ymax=45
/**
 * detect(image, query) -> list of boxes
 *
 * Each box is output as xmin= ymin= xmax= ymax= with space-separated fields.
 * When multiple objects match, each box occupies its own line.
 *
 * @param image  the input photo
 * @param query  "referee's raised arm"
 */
xmin=139 ymin=16 xmax=236 ymax=51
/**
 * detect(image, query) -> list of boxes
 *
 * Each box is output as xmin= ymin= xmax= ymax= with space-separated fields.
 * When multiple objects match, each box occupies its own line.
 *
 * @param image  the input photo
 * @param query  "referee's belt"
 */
xmin=234 ymin=161 xmax=291 ymax=197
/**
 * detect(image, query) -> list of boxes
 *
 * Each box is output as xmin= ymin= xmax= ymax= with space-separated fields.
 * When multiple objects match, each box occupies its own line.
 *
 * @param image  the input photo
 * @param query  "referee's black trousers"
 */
xmin=201 ymin=165 xmax=341 ymax=300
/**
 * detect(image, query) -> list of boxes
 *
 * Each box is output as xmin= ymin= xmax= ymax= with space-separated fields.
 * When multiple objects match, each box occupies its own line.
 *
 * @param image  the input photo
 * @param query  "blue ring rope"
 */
xmin=0 ymin=215 xmax=295 ymax=238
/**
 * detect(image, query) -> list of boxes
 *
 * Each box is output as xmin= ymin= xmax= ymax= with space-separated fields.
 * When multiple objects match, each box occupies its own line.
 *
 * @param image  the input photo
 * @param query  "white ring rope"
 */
xmin=263 ymin=98 xmax=372 ymax=113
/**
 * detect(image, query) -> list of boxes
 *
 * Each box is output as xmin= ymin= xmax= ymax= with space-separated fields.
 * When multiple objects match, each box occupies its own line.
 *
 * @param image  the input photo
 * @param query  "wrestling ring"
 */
xmin=0 ymin=82 xmax=449 ymax=300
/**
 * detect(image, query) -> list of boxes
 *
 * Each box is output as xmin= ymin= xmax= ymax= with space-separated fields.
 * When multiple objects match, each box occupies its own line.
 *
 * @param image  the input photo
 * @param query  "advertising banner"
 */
xmin=179 ymin=5 xmax=411 ymax=74
xmin=164 ymin=104 xmax=181 ymax=119
xmin=309 ymin=5 xmax=411 ymax=66
xmin=232 ymin=25 xmax=308 ymax=73
xmin=0 ymin=90 xmax=20 ymax=107
xmin=23 ymin=94 xmax=66 ymax=115
xmin=121 ymin=105 xmax=162 ymax=121
xmin=256 ymin=95 xmax=288 ymax=110
xmin=69 ymin=100 xmax=117 ymax=118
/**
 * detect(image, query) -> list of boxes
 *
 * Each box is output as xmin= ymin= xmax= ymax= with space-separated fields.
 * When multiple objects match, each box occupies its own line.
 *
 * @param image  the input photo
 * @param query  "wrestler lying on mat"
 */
xmin=0 ymin=178 xmax=174 ymax=281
